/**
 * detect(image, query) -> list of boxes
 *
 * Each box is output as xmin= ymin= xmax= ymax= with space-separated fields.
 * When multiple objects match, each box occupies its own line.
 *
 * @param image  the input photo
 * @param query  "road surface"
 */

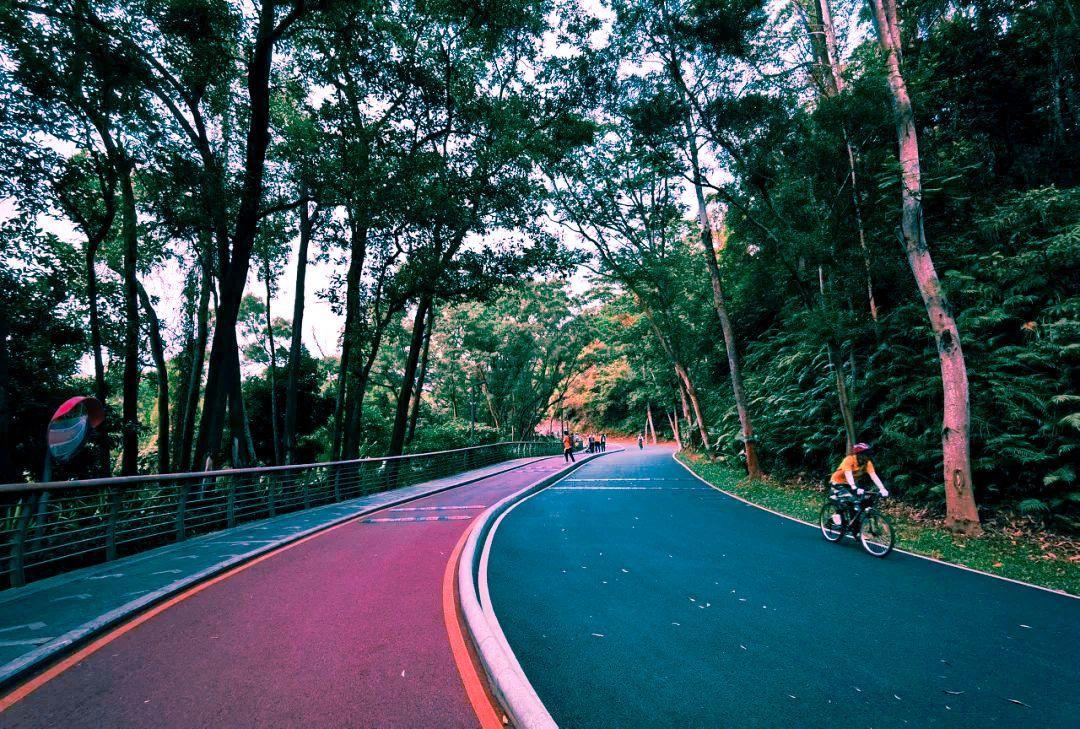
xmin=487 ymin=446 xmax=1079 ymax=728
xmin=1 ymin=458 xmax=568 ymax=728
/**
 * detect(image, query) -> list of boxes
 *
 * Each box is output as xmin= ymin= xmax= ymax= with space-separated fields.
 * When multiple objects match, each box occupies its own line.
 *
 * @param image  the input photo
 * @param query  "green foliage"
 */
xmin=242 ymin=351 xmax=334 ymax=465
xmin=0 ymin=221 xmax=91 ymax=480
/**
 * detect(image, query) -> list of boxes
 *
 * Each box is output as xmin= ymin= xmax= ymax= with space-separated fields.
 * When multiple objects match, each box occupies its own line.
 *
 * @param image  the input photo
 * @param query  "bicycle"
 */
xmin=819 ymin=488 xmax=895 ymax=557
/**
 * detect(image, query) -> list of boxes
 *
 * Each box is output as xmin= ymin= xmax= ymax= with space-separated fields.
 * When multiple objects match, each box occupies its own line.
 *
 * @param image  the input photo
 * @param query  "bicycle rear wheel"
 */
xmin=819 ymin=503 xmax=845 ymax=542
xmin=859 ymin=510 xmax=894 ymax=557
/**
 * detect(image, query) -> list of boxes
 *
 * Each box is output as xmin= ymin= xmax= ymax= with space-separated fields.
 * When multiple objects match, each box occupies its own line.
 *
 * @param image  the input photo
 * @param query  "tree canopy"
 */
xmin=0 ymin=0 xmax=1076 ymax=533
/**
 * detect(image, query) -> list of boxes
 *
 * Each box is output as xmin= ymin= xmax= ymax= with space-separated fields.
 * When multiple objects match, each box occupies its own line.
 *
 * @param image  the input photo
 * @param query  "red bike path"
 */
xmin=0 ymin=458 xmax=569 ymax=729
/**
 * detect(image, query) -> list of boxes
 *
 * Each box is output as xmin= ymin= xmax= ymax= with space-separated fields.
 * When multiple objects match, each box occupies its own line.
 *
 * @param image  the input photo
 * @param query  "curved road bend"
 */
xmin=1 ymin=458 xmax=570 ymax=729
xmin=488 ymin=446 xmax=1080 ymax=728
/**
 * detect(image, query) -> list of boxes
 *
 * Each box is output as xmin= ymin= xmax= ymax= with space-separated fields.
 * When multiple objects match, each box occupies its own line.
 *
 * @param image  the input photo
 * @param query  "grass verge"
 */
xmin=676 ymin=452 xmax=1079 ymax=596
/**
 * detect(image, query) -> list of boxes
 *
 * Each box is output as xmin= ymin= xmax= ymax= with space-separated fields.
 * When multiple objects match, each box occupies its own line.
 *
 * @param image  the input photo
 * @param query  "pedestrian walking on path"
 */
xmin=637 ymin=433 xmax=644 ymax=449
xmin=600 ymin=433 xmax=607 ymax=452
xmin=563 ymin=432 xmax=575 ymax=462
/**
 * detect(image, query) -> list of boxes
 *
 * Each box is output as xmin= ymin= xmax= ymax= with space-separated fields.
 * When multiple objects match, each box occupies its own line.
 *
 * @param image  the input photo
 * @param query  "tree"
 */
xmin=866 ymin=0 xmax=979 ymax=533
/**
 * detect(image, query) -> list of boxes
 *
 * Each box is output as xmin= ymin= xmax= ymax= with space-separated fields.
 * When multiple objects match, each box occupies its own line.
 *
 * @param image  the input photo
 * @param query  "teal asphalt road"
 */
xmin=487 ymin=446 xmax=1079 ymax=728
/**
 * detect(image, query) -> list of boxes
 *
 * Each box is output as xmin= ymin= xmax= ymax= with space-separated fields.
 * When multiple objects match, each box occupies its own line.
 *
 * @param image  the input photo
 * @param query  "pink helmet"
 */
xmin=852 ymin=442 xmax=871 ymax=454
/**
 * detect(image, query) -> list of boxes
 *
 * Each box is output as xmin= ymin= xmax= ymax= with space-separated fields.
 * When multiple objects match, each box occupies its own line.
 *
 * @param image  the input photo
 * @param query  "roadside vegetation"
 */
xmin=678 ymin=452 xmax=1080 ymax=595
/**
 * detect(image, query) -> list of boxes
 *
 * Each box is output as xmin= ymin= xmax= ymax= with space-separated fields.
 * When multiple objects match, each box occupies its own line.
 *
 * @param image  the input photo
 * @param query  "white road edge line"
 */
xmin=670 ymin=450 xmax=1078 ymax=600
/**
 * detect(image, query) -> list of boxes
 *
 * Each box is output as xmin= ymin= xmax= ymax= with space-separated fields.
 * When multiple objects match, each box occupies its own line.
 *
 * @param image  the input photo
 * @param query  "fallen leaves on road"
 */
xmin=1006 ymin=698 xmax=1031 ymax=708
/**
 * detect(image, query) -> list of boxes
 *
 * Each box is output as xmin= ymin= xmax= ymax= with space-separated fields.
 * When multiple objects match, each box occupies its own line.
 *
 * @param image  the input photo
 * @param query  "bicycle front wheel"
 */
xmin=859 ymin=510 xmax=894 ymax=557
xmin=819 ymin=503 xmax=845 ymax=542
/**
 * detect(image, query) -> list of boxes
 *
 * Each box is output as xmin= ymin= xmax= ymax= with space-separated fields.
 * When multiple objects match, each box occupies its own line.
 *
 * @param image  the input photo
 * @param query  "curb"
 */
xmin=0 ymin=454 xmax=559 ymax=693
xmin=457 ymin=449 xmax=620 ymax=729
xmin=671 ymin=452 xmax=1079 ymax=600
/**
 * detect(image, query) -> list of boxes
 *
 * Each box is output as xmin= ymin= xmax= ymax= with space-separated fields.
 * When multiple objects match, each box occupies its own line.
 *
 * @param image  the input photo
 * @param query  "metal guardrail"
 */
xmin=0 ymin=441 xmax=561 ymax=589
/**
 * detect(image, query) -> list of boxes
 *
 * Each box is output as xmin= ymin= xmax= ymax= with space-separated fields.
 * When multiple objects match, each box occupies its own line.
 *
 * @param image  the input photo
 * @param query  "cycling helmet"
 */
xmin=851 ymin=442 xmax=871 ymax=454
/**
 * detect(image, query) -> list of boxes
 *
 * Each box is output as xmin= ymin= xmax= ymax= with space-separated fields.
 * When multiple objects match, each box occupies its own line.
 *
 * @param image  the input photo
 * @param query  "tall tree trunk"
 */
xmin=172 ymin=275 xmax=196 ymax=468
xmin=0 ymin=304 xmax=11 ymax=483
xmin=177 ymin=250 xmax=211 ymax=472
xmin=264 ymin=258 xmax=281 ymax=465
xmin=388 ymin=296 xmax=434 ymax=456
xmin=86 ymin=234 xmax=112 ymax=474
xmin=195 ymin=0 xmax=293 ymax=469
xmin=335 ymin=222 xmax=367 ymax=460
xmin=343 ymin=325 xmax=386 ymax=459
xmin=816 ymin=0 xmax=879 ymax=321
xmin=636 ymin=300 xmax=710 ymax=451
xmin=797 ymin=0 xmax=879 ymax=321
xmin=341 ymin=225 xmax=371 ymax=460
xmin=667 ymin=407 xmax=681 ymax=449
xmin=674 ymin=361 xmax=710 ymax=452
xmin=684 ymin=131 xmax=759 ymax=475
xmin=284 ymin=199 xmax=311 ymax=464
xmin=645 ymin=402 xmax=657 ymax=444
xmin=668 ymin=53 xmax=760 ymax=475
xmin=137 ymin=282 xmax=169 ymax=474
xmin=679 ymin=376 xmax=693 ymax=432
xmin=406 ymin=304 xmax=435 ymax=445
xmin=868 ymin=0 xmax=979 ymax=533
xmin=231 ymin=344 xmax=257 ymax=465
xmin=480 ymin=375 xmax=501 ymax=432
xmin=117 ymin=156 xmax=140 ymax=476
xmin=331 ymin=335 xmax=352 ymax=461
xmin=818 ymin=266 xmax=857 ymax=449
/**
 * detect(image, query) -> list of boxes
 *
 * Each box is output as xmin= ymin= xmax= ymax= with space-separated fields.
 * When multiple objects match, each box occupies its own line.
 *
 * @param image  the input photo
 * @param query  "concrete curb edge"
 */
xmin=456 ymin=448 xmax=620 ymax=729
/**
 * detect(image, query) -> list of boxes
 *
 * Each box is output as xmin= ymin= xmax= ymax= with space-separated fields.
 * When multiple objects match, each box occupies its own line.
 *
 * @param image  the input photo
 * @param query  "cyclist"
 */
xmin=563 ymin=432 xmax=575 ymax=463
xmin=830 ymin=443 xmax=888 ymax=514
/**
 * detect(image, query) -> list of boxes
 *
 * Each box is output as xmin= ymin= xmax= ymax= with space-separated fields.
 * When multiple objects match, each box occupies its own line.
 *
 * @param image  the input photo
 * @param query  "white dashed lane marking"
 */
xmin=561 ymin=478 xmax=699 ymax=482
xmin=389 ymin=505 xmax=485 ymax=511
xmin=551 ymin=486 xmax=707 ymax=491
xmin=0 ymin=637 xmax=54 ymax=648
xmin=49 ymin=593 xmax=92 ymax=603
xmin=0 ymin=622 xmax=46 ymax=633
xmin=362 ymin=516 xmax=473 ymax=523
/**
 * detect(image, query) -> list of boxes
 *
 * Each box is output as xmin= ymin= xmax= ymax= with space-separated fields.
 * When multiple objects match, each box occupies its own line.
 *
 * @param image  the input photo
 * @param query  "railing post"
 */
xmin=226 ymin=474 xmax=237 ymax=529
xmin=267 ymin=474 xmax=277 ymax=517
xmin=30 ymin=491 xmax=50 ymax=552
xmin=176 ymin=482 xmax=190 ymax=541
xmin=105 ymin=487 xmax=122 ymax=561
xmin=9 ymin=492 xmax=40 ymax=588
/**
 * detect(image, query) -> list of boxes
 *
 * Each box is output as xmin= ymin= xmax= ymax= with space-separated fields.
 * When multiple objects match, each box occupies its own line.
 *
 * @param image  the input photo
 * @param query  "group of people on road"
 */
xmin=560 ymin=431 xmax=607 ymax=462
